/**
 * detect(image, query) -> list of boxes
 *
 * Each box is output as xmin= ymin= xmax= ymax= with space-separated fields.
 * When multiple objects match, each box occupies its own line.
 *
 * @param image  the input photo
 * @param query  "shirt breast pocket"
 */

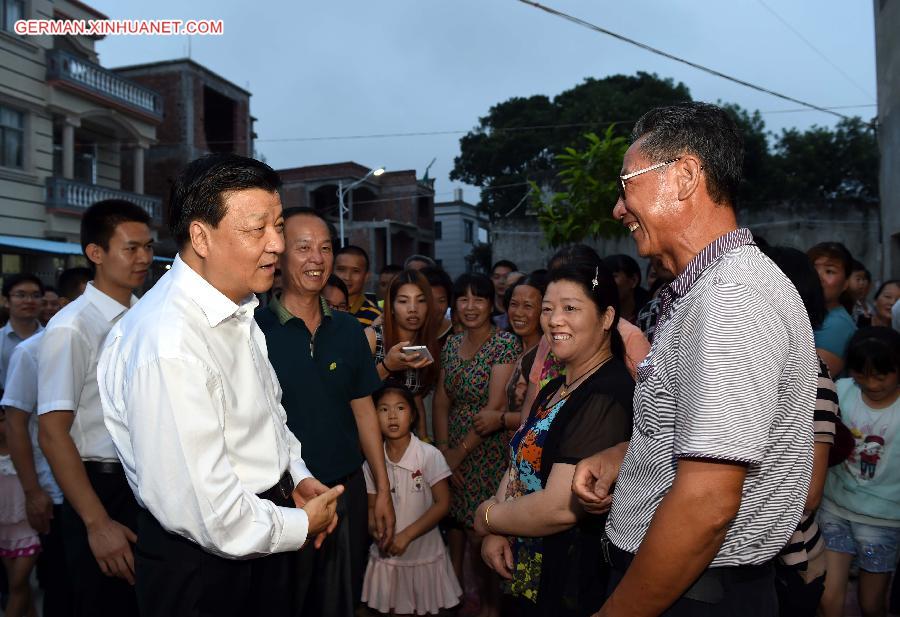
xmin=634 ymin=360 xmax=676 ymax=438
xmin=322 ymin=354 xmax=352 ymax=392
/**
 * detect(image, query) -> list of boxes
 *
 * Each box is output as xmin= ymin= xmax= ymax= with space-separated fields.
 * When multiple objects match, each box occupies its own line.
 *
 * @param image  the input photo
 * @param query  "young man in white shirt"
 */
xmin=37 ymin=200 xmax=154 ymax=617
xmin=0 ymin=273 xmax=44 ymax=392
xmin=2 ymin=268 xmax=90 ymax=617
xmin=98 ymin=154 xmax=342 ymax=617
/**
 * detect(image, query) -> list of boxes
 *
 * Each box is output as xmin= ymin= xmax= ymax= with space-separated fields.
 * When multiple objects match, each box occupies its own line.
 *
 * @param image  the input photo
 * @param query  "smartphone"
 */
xmin=401 ymin=345 xmax=434 ymax=363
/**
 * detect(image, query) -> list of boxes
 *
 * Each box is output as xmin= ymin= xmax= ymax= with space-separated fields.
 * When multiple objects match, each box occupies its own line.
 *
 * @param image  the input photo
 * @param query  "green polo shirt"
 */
xmin=255 ymin=295 xmax=382 ymax=483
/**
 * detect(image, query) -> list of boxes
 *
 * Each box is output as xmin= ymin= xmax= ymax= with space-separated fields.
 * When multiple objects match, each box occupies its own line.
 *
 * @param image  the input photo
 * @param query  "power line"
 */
xmin=513 ymin=0 xmax=854 ymax=120
xmin=67 ymin=103 xmax=876 ymax=149
xmin=755 ymin=0 xmax=875 ymax=102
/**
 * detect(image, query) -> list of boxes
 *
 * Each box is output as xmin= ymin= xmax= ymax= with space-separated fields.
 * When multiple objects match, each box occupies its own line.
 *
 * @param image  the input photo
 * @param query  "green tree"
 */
xmin=531 ymin=128 xmax=629 ymax=247
xmin=772 ymin=117 xmax=878 ymax=202
xmin=451 ymin=72 xmax=691 ymax=219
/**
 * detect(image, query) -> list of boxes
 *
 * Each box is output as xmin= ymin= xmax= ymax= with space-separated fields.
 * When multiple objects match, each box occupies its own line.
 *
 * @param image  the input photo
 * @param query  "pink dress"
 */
xmin=0 ymin=454 xmax=41 ymax=558
xmin=362 ymin=437 xmax=462 ymax=615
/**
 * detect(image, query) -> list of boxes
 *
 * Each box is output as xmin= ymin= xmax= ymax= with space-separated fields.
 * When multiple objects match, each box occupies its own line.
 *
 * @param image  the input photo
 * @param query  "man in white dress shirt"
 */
xmin=2 ymin=268 xmax=89 ymax=617
xmin=37 ymin=200 xmax=154 ymax=617
xmin=98 ymin=153 xmax=342 ymax=617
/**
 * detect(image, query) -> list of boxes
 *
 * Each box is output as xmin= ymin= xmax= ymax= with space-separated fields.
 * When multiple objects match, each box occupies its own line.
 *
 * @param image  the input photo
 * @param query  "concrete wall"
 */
xmin=875 ymin=0 xmax=899 ymax=278
xmin=492 ymin=200 xmax=882 ymax=283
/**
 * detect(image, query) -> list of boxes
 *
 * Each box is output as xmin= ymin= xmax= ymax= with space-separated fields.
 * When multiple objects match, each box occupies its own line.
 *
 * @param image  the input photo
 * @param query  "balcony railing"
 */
xmin=46 ymin=49 xmax=164 ymax=120
xmin=46 ymin=177 xmax=162 ymax=224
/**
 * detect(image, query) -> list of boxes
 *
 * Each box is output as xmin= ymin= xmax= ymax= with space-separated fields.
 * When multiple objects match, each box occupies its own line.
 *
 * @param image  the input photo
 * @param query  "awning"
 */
xmin=0 ymin=234 xmax=174 ymax=262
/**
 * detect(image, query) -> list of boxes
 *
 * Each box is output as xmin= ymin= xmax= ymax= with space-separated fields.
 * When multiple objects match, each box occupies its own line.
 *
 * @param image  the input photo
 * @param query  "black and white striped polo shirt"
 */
xmin=606 ymin=228 xmax=818 ymax=567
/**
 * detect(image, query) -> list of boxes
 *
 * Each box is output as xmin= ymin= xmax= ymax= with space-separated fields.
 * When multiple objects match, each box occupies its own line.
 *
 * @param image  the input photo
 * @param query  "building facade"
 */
xmin=875 ymin=0 xmax=899 ymax=278
xmin=0 ymin=0 xmax=161 ymax=281
xmin=434 ymin=189 xmax=490 ymax=279
xmin=113 ymin=58 xmax=254 ymax=251
xmin=279 ymin=162 xmax=436 ymax=276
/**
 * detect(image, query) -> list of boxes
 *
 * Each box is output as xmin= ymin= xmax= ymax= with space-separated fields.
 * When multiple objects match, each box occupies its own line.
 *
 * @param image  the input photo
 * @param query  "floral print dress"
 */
xmin=503 ymin=395 xmax=568 ymax=603
xmin=443 ymin=328 xmax=520 ymax=527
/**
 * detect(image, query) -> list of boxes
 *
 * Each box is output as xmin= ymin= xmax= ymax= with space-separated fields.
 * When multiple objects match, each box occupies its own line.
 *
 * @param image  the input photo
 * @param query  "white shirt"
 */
xmin=0 ymin=331 xmax=63 ymax=504
xmin=1 ymin=320 xmax=42 ymax=390
xmin=37 ymin=283 xmax=133 ymax=462
xmin=98 ymin=255 xmax=312 ymax=559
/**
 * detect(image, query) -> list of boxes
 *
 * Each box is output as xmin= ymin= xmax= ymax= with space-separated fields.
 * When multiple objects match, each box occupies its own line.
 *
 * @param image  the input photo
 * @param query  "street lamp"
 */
xmin=338 ymin=167 xmax=384 ymax=247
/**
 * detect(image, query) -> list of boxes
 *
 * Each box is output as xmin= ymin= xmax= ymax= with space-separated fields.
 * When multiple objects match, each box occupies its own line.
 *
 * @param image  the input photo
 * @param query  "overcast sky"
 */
xmin=90 ymin=0 xmax=877 ymax=203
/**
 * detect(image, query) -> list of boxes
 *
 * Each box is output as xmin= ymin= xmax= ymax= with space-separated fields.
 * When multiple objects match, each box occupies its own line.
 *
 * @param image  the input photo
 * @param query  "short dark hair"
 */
xmin=80 ymin=199 xmax=151 ymax=253
xmin=372 ymin=380 xmax=420 ymax=433
xmin=603 ymin=254 xmax=642 ymax=284
xmin=874 ymin=279 xmax=900 ymax=301
xmin=846 ymin=327 xmax=900 ymax=376
xmin=380 ymin=264 xmax=403 ymax=277
xmin=404 ymin=254 xmax=436 ymax=269
xmin=508 ymin=270 xmax=549 ymax=299
xmin=807 ymin=242 xmax=854 ymax=278
xmin=282 ymin=207 xmax=336 ymax=242
xmin=2 ymin=273 xmax=44 ymax=298
xmin=324 ymin=274 xmax=349 ymax=300
xmin=421 ymin=267 xmax=453 ymax=299
xmin=492 ymin=259 xmax=518 ymax=272
xmin=631 ymin=102 xmax=744 ymax=208
xmin=57 ymin=267 xmax=93 ymax=301
xmin=504 ymin=271 xmax=549 ymax=328
xmin=169 ymin=153 xmax=281 ymax=248
xmin=548 ymin=244 xmax=602 ymax=270
xmin=546 ymin=263 xmax=625 ymax=361
xmin=760 ymin=245 xmax=827 ymax=331
xmin=452 ymin=272 xmax=494 ymax=303
xmin=335 ymin=244 xmax=370 ymax=272
xmin=850 ymin=259 xmax=871 ymax=281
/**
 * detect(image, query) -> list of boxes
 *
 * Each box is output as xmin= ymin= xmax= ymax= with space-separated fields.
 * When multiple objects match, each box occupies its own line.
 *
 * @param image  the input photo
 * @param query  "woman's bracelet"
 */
xmin=460 ymin=440 xmax=469 ymax=453
xmin=435 ymin=440 xmax=449 ymax=447
xmin=484 ymin=501 xmax=497 ymax=534
xmin=380 ymin=358 xmax=392 ymax=373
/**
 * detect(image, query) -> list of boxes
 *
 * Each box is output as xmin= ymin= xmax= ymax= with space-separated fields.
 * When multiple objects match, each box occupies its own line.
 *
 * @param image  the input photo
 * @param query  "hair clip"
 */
xmin=591 ymin=266 xmax=599 ymax=291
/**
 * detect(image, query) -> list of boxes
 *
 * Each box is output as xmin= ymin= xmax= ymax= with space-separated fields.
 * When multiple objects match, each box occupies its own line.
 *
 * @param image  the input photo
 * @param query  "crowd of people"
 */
xmin=0 ymin=101 xmax=898 ymax=617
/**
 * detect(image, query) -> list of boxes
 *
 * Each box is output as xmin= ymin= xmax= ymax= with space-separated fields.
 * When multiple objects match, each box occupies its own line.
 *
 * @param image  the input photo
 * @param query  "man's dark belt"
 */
xmin=258 ymin=470 xmax=294 ymax=505
xmin=83 ymin=461 xmax=124 ymax=475
xmin=603 ymin=536 xmax=774 ymax=604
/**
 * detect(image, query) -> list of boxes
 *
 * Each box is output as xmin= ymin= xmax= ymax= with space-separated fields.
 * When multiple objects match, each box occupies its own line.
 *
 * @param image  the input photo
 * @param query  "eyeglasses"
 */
xmin=9 ymin=292 xmax=43 ymax=301
xmin=617 ymin=158 xmax=680 ymax=201
xmin=327 ymin=302 xmax=349 ymax=312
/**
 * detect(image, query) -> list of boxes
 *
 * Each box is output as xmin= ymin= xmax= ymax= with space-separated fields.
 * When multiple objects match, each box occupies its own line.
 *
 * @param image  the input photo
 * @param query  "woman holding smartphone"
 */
xmin=366 ymin=269 xmax=442 ymax=438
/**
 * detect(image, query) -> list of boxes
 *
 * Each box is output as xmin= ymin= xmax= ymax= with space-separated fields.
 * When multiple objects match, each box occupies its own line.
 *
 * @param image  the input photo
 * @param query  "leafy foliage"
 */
xmin=531 ymin=128 xmax=628 ymax=247
xmin=772 ymin=117 xmax=878 ymax=202
xmin=451 ymin=72 xmax=691 ymax=219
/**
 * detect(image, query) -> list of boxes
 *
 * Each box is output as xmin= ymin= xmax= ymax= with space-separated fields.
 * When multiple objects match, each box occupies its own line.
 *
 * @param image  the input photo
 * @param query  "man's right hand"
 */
xmin=24 ymin=488 xmax=53 ymax=534
xmin=302 ymin=485 xmax=344 ymax=548
xmin=572 ymin=442 xmax=629 ymax=515
xmin=86 ymin=517 xmax=138 ymax=584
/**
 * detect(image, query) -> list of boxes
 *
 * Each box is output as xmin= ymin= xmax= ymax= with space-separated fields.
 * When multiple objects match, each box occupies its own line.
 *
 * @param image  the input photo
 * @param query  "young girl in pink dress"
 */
xmin=0 ymin=408 xmax=41 ymax=617
xmin=362 ymin=383 xmax=462 ymax=615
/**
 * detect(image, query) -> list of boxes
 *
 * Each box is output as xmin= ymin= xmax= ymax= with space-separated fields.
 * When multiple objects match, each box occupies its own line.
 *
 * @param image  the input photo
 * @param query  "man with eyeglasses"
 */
xmin=1 ymin=273 xmax=44 ymax=396
xmin=572 ymin=102 xmax=817 ymax=616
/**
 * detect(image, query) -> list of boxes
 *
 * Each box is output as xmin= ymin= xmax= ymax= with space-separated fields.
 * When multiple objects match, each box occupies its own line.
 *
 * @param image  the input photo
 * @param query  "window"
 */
xmin=434 ymin=220 xmax=442 ymax=240
xmin=0 ymin=105 xmax=24 ymax=169
xmin=1 ymin=0 xmax=24 ymax=32
xmin=464 ymin=220 xmax=473 ymax=243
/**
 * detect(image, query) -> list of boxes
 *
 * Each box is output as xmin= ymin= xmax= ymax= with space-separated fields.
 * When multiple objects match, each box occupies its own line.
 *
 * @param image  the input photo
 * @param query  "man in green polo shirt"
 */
xmin=255 ymin=207 xmax=395 ymax=617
